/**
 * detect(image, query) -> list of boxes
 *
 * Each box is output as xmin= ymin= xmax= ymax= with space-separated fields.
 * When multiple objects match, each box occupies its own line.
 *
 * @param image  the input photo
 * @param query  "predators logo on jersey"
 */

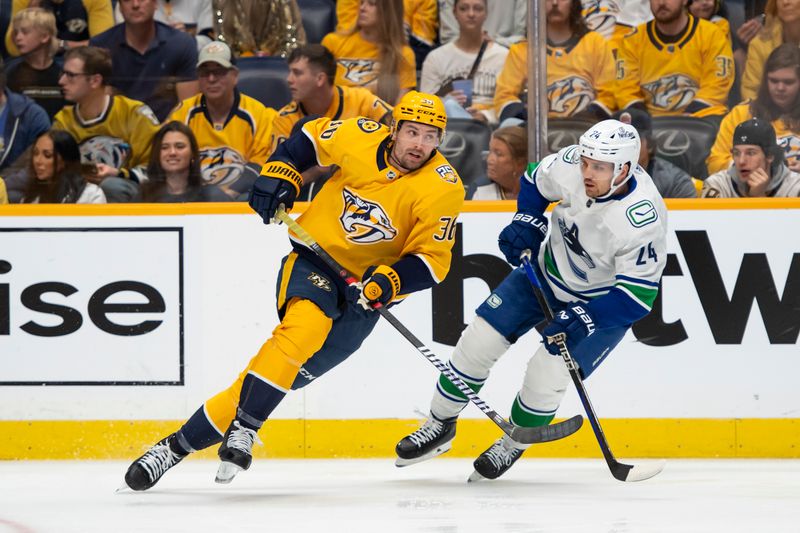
xmin=200 ymin=147 xmax=246 ymax=187
xmin=643 ymin=74 xmax=699 ymax=112
xmin=340 ymin=188 xmax=398 ymax=244
xmin=339 ymin=59 xmax=379 ymax=87
xmin=548 ymin=77 xmax=596 ymax=115
xmin=779 ymin=134 xmax=800 ymax=164
xmin=582 ymin=0 xmax=620 ymax=38
xmin=79 ymin=136 xmax=130 ymax=168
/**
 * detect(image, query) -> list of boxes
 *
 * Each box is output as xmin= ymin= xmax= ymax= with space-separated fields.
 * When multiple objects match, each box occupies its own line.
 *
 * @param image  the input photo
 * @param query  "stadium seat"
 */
xmin=651 ymin=116 xmax=720 ymax=179
xmin=236 ymin=56 xmax=292 ymax=110
xmin=547 ymin=118 xmax=595 ymax=153
xmin=297 ymin=0 xmax=337 ymax=44
xmin=438 ymin=118 xmax=492 ymax=190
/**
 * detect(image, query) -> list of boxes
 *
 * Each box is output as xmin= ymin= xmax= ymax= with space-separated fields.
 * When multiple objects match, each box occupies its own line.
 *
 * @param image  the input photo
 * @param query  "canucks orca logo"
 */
xmin=643 ymin=74 xmax=698 ymax=112
xmin=779 ymin=133 xmax=800 ymax=163
xmin=548 ymin=77 xmax=595 ymax=116
xmin=200 ymin=147 xmax=246 ymax=187
xmin=558 ymin=218 xmax=595 ymax=282
xmin=79 ymin=136 xmax=130 ymax=168
xmin=340 ymin=188 xmax=397 ymax=244
xmin=339 ymin=59 xmax=378 ymax=87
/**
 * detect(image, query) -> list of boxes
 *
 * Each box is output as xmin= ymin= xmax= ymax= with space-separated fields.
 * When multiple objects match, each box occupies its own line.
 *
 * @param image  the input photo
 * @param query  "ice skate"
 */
xmin=468 ymin=435 xmax=527 ymax=482
xmin=123 ymin=434 xmax=187 ymax=491
xmin=395 ymin=415 xmax=456 ymax=467
xmin=215 ymin=420 xmax=262 ymax=484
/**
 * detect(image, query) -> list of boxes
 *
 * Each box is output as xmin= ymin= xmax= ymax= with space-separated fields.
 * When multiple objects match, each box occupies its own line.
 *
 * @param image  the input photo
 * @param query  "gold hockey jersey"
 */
xmin=321 ymin=31 xmax=417 ymax=97
xmin=494 ymin=34 xmax=617 ymax=118
xmin=335 ymin=0 xmax=438 ymax=46
xmin=269 ymin=85 xmax=392 ymax=153
xmin=291 ymin=116 xmax=465 ymax=286
xmin=615 ymin=15 xmax=734 ymax=117
xmin=53 ymin=94 xmax=161 ymax=172
xmin=168 ymin=90 xmax=276 ymax=189
xmin=706 ymin=101 xmax=800 ymax=174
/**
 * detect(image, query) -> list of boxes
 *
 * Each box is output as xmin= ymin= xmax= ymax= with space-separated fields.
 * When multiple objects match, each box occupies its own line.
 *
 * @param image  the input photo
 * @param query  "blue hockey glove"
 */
xmin=248 ymin=161 xmax=302 ymax=224
xmin=542 ymin=303 xmax=597 ymax=356
xmin=498 ymin=211 xmax=548 ymax=266
xmin=346 ymin=265 xmax=401 ymax=310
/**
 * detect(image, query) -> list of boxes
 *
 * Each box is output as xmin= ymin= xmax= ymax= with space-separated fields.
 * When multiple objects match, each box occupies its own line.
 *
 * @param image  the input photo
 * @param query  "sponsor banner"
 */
xmin=0 ymin=227 xmax=183 ymax=384
xmin=0 ymin=207 xmax=798 ymax=421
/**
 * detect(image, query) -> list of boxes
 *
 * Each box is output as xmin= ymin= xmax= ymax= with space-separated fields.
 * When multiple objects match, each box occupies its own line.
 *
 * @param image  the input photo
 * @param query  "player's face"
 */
xmin=287 ymin=58 xmax=321 ymax=102
xmin=159 ymin=131 xmax=193 ymax=175
xmin=732 ymin=144 xmax=770 ymax=179
xmin=358 ymin=0 xmax=379 ymax=29
xmin=32 ymin=135 xmax=56 ymax=181
xmin=767 ymin=66 xmax=800 ymax=110
xmin=198 ymin=62 xmax=238 ymax=100
xmin=119 ymin=0 xmax=157 ymax=24
xmin=580 ymin=156 xmax=623 ymax=197
xmin=12 ymin=24 xmax=50 ymax=55
xmin=58 ymin=57 xmax=95 ymax=102
xmin=650 ymin=0 xmax=688 ymax=24
xmin=390 ymin=122 xmax=440 ymax=172
xmin=688 ymin=0 xmax=715 ymax=19
xmin=487 ymin=137 xmax=523 ymax=190
xmin=546 ymin=0 xmax=572 ymax=24
xmin=454 ymin=0 xmax=487 ymax=32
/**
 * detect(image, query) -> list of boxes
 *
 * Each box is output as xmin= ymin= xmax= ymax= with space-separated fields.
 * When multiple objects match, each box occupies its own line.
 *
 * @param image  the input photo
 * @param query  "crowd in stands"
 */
xmin=0 ymin=0 xmax=798 ymax=205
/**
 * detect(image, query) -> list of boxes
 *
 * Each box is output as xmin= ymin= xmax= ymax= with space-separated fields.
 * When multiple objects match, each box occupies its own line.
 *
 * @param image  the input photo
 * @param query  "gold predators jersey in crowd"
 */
xmin=169 ymin=91 xmax=276 ymax=190
xmin=615 ymin=15 xmax=734 ymax=117
xmin=335 ymin=0 xmax=438 ymax=46
xmin=321 ymin=32 xmax=417 ymax=96
xmin=269 ymin=85 xmax=392 ymax=153
xmin=53 ymin=94 xmax=160 ymax=173
xmin=494 ymin=35 xmax=616 ymax=118
xmin=293 ymin=116 xmax=465 ymax=287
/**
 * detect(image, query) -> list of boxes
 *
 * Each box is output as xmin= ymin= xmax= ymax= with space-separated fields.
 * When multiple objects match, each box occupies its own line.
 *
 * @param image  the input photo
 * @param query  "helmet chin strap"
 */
xmin=595 ymin=162 xmax=633 ymax=200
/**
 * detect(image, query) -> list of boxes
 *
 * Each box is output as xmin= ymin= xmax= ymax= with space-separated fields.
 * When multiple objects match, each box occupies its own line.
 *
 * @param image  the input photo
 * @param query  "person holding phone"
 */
xmin=742 ymin=0 xmax=800 ymax=99
xmin=420 ymin=0 xmax=508 ymax=123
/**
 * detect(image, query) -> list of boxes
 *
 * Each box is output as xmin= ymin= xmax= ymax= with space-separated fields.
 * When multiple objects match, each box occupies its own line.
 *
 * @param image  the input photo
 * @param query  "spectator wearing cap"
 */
xmin=0 ymin=55 xmax=50 ymax=175
xmin=615 ymin=108 xmax=697 ymax=197
xmin=167 ymin=41 xmax=276 ymax=200
xmin=702 ymin=118 xmax=800 ymax=197
xmin=90 ymin=0 xmax=198 ymax=121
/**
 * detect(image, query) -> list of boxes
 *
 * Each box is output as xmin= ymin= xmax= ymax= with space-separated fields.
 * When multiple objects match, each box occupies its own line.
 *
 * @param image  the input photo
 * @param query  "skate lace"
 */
xmin=139 ymin=441 xmax=183 ymax=482
xmin=227 ymin=420 xmax=263 ymax=452
xmin=408 ymin=418 xmax=445 ymax=447
xmin=484 ymin=438 xmax=522 ymax=470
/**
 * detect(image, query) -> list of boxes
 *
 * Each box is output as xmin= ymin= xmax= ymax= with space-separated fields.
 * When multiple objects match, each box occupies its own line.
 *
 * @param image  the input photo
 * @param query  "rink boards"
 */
xmin=1 ymin=199 xmax=799 ymax=459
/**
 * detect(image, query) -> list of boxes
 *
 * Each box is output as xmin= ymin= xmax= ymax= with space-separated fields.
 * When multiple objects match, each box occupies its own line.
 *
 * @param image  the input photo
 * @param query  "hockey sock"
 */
xmin=430 ymin=361 xmax=485 ymax=420
xmin=236 ymin=372 xmax=287 ymax=429
xmin=509 ymin=393 xmax=556 ymax=428
xmin=176 ymin=406 xmax=223 ymax=452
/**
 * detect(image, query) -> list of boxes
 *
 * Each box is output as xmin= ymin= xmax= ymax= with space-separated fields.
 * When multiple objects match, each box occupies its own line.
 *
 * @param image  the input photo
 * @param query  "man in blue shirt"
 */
xmin=89 ymin=0 xmax=198 ymax=121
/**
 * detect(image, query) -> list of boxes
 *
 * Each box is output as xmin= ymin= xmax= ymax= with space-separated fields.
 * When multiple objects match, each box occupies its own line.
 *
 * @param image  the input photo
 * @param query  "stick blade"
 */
xmin=510 ymin=414 xmax=583 ymax=444
xmin=613 ymin=459 xmax=666 ymax=482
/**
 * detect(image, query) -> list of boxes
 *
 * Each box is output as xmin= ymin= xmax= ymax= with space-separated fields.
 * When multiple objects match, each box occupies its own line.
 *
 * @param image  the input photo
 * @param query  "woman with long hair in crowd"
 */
xmin=322 ymin=0 xmax=417 ymax=104
xmin=22 ymin=130 xmax=105 ymax=204
xmin=471 ymin=125 xmax=527 ymax=200
xmin=708 ymin=43 xmax=800 ymax=174
xmin=142 ymin=121 xmax=228 ymax=203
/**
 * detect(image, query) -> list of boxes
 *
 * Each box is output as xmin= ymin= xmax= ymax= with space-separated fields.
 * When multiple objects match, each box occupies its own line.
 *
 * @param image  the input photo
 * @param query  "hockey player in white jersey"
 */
xmin=396 ymin=119 xmax=668 ymax=480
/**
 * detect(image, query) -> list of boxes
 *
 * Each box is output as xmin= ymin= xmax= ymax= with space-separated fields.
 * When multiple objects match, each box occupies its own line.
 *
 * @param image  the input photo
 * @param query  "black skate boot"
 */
xmin=215 ymin=420 xmax=262 ymax=484
xmin=395 ymin=415 xmax=456 ymax=467
xmin=124 ymin=434 xmax=187 ymax=491
xmin=468 ymin=435 xmax=528 ymax=482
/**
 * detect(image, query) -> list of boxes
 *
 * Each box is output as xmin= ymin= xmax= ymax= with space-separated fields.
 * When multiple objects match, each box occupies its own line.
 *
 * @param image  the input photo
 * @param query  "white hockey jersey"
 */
xmin=524 ymin=145 xmax=668 ymax=328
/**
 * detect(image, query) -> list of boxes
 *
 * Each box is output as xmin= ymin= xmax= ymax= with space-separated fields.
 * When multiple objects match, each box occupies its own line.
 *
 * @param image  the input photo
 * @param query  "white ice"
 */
xmin=0 ymin=459 xmax=798 ymax=533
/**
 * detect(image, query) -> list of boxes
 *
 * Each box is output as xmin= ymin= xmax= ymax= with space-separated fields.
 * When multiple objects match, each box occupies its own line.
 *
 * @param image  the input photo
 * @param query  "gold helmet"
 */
xmin=391 ymin=91 xmax=447 ymax=140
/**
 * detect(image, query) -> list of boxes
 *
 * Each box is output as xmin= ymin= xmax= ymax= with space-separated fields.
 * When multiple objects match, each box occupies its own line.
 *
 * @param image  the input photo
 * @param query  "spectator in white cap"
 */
xmin=167 ymin=41 xmax=276 ymax=199
xmin=702 ymin=118 xmax=800 ymax=197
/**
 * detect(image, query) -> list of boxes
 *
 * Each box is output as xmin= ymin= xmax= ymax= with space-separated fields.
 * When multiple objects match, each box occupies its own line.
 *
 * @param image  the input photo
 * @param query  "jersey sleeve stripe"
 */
xmin=615 ymin=282 xmax=658 ymax=310
xmin=615 ymin=274 xmax=660 ymax=288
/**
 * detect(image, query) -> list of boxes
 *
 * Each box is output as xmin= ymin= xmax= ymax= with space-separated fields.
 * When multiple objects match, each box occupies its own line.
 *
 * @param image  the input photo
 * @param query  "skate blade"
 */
xmin=115 ymin=483 xmax=131 ymax=494
xmin=467 ymin=470 xmax=486 ymax=483
xmin=395 ymin=441 xmax=453 ymax=468
xmin=215 ymin=462 xmax=243 ymax=484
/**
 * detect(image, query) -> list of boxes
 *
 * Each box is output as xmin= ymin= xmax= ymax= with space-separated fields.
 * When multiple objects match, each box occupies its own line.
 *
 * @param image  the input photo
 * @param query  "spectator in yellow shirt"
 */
xmin=742 ymin=0 xmax=800 ymax=100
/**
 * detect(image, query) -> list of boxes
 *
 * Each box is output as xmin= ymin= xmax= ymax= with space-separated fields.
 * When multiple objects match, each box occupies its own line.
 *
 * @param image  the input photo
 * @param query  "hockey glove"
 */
xmin=347 ymin=265 xmax=401 ymax=311
xmin=542 ymin=304 xmax=596 ymax=357
xmin=498 ymin=211 xmax=548 ymax=266
xmin=248 ymin=161 xmax=303 ymax=224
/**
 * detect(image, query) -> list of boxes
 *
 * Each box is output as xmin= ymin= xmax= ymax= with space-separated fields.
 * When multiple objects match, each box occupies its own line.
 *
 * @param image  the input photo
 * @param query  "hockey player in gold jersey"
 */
xmin=123 ymin=91 xmax=465 ymax=491
xmin=269 ymin=44 xmax=393 ymax=154
xmin=615 ymin=0 xmax=734 ymax=118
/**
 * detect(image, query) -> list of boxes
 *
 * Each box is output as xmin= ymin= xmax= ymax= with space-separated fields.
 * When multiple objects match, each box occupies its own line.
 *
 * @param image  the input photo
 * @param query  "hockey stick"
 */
xmin=520 ymin=252 xmax=665 ymax=482
xmin=274 ymin=207 xmax=582 ymax=445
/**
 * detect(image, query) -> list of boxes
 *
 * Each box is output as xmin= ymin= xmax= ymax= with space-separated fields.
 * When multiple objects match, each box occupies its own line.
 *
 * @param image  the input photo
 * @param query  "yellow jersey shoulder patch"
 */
xmin=357 ymin=117 xmax=381 ymax=133
xmin=434 ymin=164 xmax=458 ymax=184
